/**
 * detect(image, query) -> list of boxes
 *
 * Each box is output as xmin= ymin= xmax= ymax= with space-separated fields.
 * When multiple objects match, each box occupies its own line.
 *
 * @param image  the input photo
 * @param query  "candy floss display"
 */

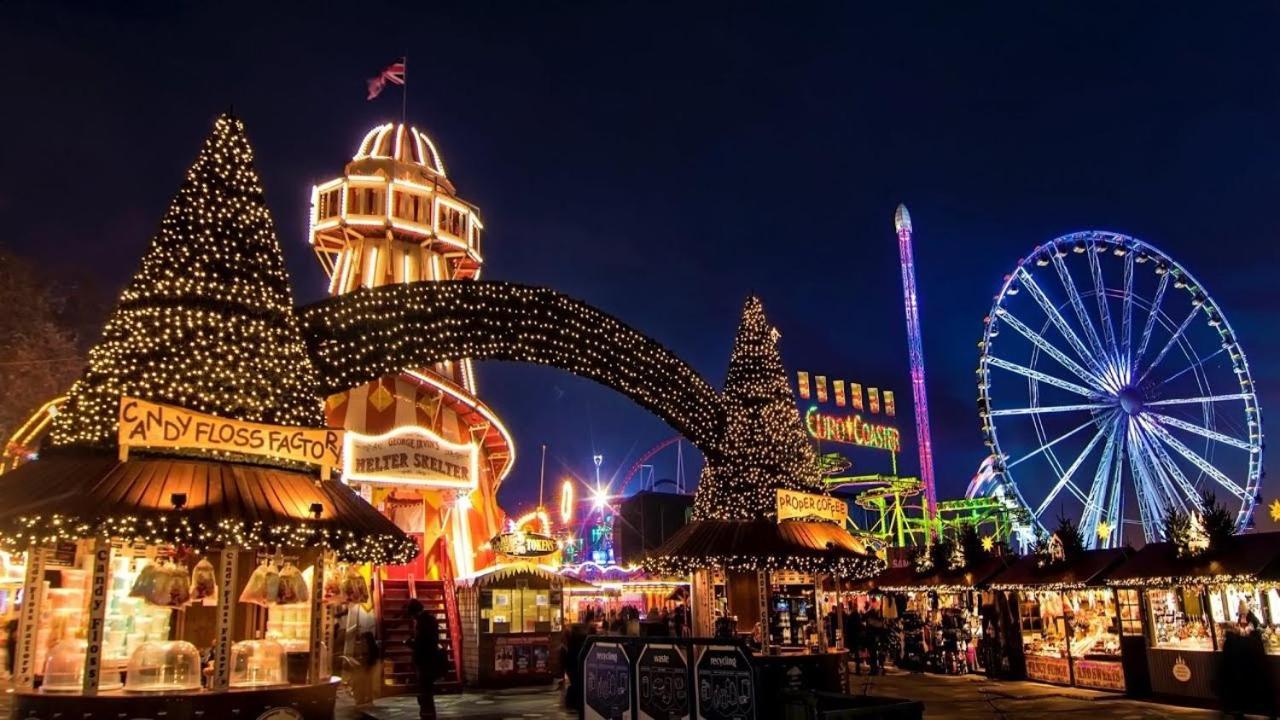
xmin=0 ymin=113 xmax=414 ymax=720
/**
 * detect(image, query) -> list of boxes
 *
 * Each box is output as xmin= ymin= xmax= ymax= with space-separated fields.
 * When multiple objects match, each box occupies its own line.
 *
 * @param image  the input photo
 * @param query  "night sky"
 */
xmin=4 ymin=2 xmax=1280 ymax=527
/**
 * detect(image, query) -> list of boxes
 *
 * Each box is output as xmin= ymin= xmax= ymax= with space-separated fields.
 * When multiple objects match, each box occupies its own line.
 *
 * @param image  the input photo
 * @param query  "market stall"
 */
xmin=1105 ymin=531 xmax=1280 ymax=707
xmin=0 ymin=114 xmax=417 ymax=719
xmin=863 ymin=556 xmax=1008 ymax=675
xmin=456 ymin=563 xmax=566 ymax=687
xmin=989 ymin=548 xmax=1130 ymax=691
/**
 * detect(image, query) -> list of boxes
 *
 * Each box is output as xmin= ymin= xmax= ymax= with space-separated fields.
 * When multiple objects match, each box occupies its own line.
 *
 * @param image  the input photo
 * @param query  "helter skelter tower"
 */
xmin=309 ymin=123 xmax=513 ymax=580
xmin=895 ymin=204 xmax=938 ymax=529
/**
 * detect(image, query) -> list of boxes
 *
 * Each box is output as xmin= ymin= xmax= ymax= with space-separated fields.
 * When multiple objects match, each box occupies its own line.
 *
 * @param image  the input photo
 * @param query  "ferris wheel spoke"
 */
xmin=1033 ymin=420 xmax=1112 ymax=518
xmin=1148 ymin=411 xmax=1259 ymax=452
xmin=985 ymin=356 xmax=1102 ymax=398
xmin=1137 ymin=306 xmax=1199 ymax=385
xmin=1087 ymin=243 xmax=1120 ymax=361
xmin=1144 ymin=392 xmax=1254 ymax=408
xmin=1006 ymin=414 xmax=1104 ymax=470
xmin=994 ymin=310 xmax=1109 ymax=392
xmin=1050 ymin=250 xmax=1110 ymax=364
xmin=1130 ymin=421 xmax=1197 ymax=515
xmin=1139 ymin=417 xmax=1248 ymax=500
xmin=1121 ymin=250 xmax=1135 ymax=372
xmin=1133 ymin=271 xmax=1170 ymax=370
xmin=1153 ymin=346 xmax=1226 ymax=389
xmin=1127 ymin=430 xmax=1163 ymax=543
xmin=1080 ymin=416 xmax=1122 ymax=545
xmin=988 ymin=402 xmax=1115 ymax=417
xmin=1014 ymin=267 xmax=1106 ymax=375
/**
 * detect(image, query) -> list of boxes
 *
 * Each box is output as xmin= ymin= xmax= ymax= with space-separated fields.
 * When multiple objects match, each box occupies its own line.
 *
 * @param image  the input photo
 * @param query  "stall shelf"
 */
xmin=988 ymin=548 xmax=1130 ymax=691
xmin=862 ymin=557 xmax=1010 ymax=675
xmin=1106 ymin=531 xmax=1280 ymax=709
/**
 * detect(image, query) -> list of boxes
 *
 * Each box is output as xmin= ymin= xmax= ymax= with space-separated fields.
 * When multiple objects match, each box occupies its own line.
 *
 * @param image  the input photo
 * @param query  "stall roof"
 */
xmin=987 ymin=548 xmax=1130 ymax=590
xmin=0 ymin=453 xmax=417 ymax=564
xmin=644 ymin=518 xmax=884 ymax=577
xmin=458 ymin=561 xmax=595 ymax=589
xmin=1106 ymin=532 xmax=1280 ymax=586
xmin=864 ymin=556 xmax=1011 ymax=592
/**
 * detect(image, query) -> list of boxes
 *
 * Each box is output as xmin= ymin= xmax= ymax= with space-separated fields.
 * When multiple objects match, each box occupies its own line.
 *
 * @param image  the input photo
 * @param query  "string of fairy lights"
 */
xmin=691 ymin=296 xmax=825 ymax=522
xmin=50 ymin=114 xmax=324 ymax=450
xmin=298 ymin=281 xmax=723 ymax=451
xmin=6 ymin=113 xmax=413 ymax=564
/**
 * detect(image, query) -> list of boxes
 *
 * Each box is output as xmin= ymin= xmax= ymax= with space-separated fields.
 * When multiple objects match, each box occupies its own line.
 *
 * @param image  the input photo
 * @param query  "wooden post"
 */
xmin=81 ymin=539 xmax=111 ymax=695
xmin=815 ymin=573 xmax=828 ymax=653
xmin=690 ymin=568 xmax=714 ymax=637
xmin=14 ymin=542 xmax=47 ymax=690
xmin=308 ymin=550 xmax=330 ymax=684
xmin=211 ymin=546 xmax=240 ymax=691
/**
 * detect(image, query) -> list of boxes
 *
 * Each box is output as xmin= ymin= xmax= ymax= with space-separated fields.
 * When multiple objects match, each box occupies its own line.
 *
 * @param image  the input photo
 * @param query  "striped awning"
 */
xmin=0 ymin=453 xmax=417 ymax=565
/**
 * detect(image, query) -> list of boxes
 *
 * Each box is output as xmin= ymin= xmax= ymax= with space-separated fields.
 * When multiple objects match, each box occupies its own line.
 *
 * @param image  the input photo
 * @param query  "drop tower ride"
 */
xmin=895 ymin=204 xmax=938 ymax=529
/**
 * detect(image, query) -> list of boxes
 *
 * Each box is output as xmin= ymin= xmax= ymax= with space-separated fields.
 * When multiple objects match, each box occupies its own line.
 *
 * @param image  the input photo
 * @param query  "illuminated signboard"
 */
xmin=344 ymin=425 xmax=479 ymax=490
xmin=776 ymin=489 xmax=848 ymax=525
xmin=490 ymin=531 xmax=559 ymax=558
xmin=805 ymin=406 xmax=902 ymax=453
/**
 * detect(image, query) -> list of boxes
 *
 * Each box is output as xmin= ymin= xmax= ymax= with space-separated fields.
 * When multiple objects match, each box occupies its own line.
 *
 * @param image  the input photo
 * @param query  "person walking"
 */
xmin=843 ymin=603 xmax=865 ymax=675
xmin=864 ymin=603 xmax=886 ymax=675
xmin=405 ymin=599 xmax=443 ymax=720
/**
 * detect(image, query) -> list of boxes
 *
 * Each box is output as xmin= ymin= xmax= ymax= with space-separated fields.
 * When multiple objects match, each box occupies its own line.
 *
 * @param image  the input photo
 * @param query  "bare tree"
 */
xmin=0 ymin=250 xmax=83 ymax=443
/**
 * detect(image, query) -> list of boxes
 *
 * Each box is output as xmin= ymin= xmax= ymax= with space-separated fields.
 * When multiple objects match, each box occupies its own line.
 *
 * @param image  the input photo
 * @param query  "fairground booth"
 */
xmin=455 ymin=562 xmax=568 ymax=688
xmin=861 ymin=552 xmax=1007 ymax=675
xmin=640 ymin=297 xmax=884 ymax=716
xmin=308 ymin=120 xmax=513 ymax=693
xmin=1105 ymin=530 xmax=1280 ymax=709
xmin=0 ymin=114 xmax=416 ymax=720
xmin=988 ymin=547 xmax=1131 ymax=691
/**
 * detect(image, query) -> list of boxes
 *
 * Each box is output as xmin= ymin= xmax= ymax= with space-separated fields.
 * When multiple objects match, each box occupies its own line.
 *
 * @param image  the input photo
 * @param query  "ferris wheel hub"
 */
xmin=1117 ymin=386 xmax=1145 ymax=416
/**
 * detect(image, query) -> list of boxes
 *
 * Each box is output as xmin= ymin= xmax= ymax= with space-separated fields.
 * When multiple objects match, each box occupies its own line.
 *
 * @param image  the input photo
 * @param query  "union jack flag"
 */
xmin=366 ymin=57 xmax=406 ymax=100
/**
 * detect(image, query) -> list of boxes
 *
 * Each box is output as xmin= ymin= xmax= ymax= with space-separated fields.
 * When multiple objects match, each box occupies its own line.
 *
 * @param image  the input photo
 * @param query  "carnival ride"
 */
xmin=978 ymin=231 xmax=1262 ymax=549
xmin=1 ymin=396 xmax=65 ymax=474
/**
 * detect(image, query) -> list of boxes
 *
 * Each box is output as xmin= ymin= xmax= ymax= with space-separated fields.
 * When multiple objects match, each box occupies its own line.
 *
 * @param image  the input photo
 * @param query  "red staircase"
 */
xmin=378 ymin=577 xmax=462 ymax=693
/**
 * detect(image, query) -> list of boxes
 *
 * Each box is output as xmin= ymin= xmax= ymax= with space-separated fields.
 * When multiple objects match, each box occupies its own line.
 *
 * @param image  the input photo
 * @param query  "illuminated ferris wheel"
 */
xmin=977 ymin=231 xmax=1262 ymax=548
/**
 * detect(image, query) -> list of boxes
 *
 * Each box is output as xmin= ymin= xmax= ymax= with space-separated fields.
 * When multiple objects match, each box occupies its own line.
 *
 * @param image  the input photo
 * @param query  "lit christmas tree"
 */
xmin=691 ymin=296 xmax=823 ymax=521
xmin=51 ymin=113 xmax=324 ymax=449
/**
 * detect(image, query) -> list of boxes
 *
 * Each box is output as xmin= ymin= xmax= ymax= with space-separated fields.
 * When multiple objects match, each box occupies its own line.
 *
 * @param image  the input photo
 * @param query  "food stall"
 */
xmin=1105 ymin=531 xmax=1280 ymax=707
xmin=456 ymin=562 xmax=567 ymax=687
xmin=0 ymin=445 xmax=415 ymax=720
xmin=645 ymin=509 xmax=884 ymax=715
xmin=863 ymin=556 xmax=1008 ymax=675
xmin=988 ymin=548 xmax=1130 ymax=691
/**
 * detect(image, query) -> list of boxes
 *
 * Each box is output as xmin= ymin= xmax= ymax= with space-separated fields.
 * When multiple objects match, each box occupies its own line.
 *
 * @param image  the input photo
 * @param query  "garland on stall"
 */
xmin=0 ymin=512 xmax=417 ymax=566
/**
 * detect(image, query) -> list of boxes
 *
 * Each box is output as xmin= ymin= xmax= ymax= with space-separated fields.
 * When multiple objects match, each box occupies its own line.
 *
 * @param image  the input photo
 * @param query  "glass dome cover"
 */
xmin=229 ymin=638 xmax=286 ymax=688
xmin=124 ymin=640 xmax=201 ymax=692
xmin=41 ymin=639 xmax=123 ymax=693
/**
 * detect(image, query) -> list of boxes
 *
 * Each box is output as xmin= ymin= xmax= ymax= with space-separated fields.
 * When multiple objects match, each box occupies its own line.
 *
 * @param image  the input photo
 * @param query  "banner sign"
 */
xmin=80 ymin=540 xmax=111 ymax=695
xmin=14 ymin=545 xmax=47 ymax=690
xmin=118 ymin=397 xmax=342 ymax=469
xmin=490 ymin=531 xmax=559 ymax=559
xmin=344 ymin=426 xmax=478 ymax=490
xmin=804 ymin=406 xmax=901 ymax=453
xmin=211 ymin=546 xmax=240 ymax=691
xmin=776 ymin=489 xmax=848 ymax=525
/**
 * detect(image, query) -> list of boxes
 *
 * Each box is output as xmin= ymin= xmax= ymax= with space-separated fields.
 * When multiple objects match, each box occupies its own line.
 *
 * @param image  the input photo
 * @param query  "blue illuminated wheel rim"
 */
xmin=977 ymin=231 xmax=1262 ymax=548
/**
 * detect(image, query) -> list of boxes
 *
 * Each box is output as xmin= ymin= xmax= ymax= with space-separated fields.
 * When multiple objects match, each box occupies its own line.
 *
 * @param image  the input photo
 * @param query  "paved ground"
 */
xmin=349 ymin=670 xmax=1229 ymax=720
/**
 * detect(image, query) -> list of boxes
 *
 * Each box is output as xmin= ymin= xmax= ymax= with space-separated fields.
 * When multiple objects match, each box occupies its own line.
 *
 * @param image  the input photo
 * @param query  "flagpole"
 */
xmin=400 ymin=54 xmax=408 ymax=127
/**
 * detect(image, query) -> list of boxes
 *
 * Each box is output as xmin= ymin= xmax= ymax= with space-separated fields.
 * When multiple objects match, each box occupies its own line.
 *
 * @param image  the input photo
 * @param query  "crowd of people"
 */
xmin=826 ymin=599 xmax=890 ymax=674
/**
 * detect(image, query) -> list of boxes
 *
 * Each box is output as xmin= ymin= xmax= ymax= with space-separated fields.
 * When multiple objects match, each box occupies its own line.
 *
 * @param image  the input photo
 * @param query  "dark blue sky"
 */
xmin=4 ymin=2 xmax=1279 ymax=525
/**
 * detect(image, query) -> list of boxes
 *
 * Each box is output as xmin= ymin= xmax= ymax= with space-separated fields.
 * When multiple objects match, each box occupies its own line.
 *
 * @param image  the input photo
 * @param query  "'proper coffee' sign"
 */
xmin=118 ymin=397 xmax=342 ymax=469
xmin=344 ymin=425 xmax=478 ymax=490
xmin=775 ymin=489 xmax=848 ymax=525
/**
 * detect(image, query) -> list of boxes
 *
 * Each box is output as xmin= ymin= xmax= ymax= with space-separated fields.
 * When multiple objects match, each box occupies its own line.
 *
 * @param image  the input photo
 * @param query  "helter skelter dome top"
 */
xmin=353 ymin=122 xmax=446 ymax=177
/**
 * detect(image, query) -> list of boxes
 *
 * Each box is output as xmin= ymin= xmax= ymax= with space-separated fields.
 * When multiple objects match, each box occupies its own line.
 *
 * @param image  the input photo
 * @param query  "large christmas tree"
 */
xmin=51 ymin=113 xmax=324 ymax=449
xmin=691 ymin=296 xmax=823 ymax=521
